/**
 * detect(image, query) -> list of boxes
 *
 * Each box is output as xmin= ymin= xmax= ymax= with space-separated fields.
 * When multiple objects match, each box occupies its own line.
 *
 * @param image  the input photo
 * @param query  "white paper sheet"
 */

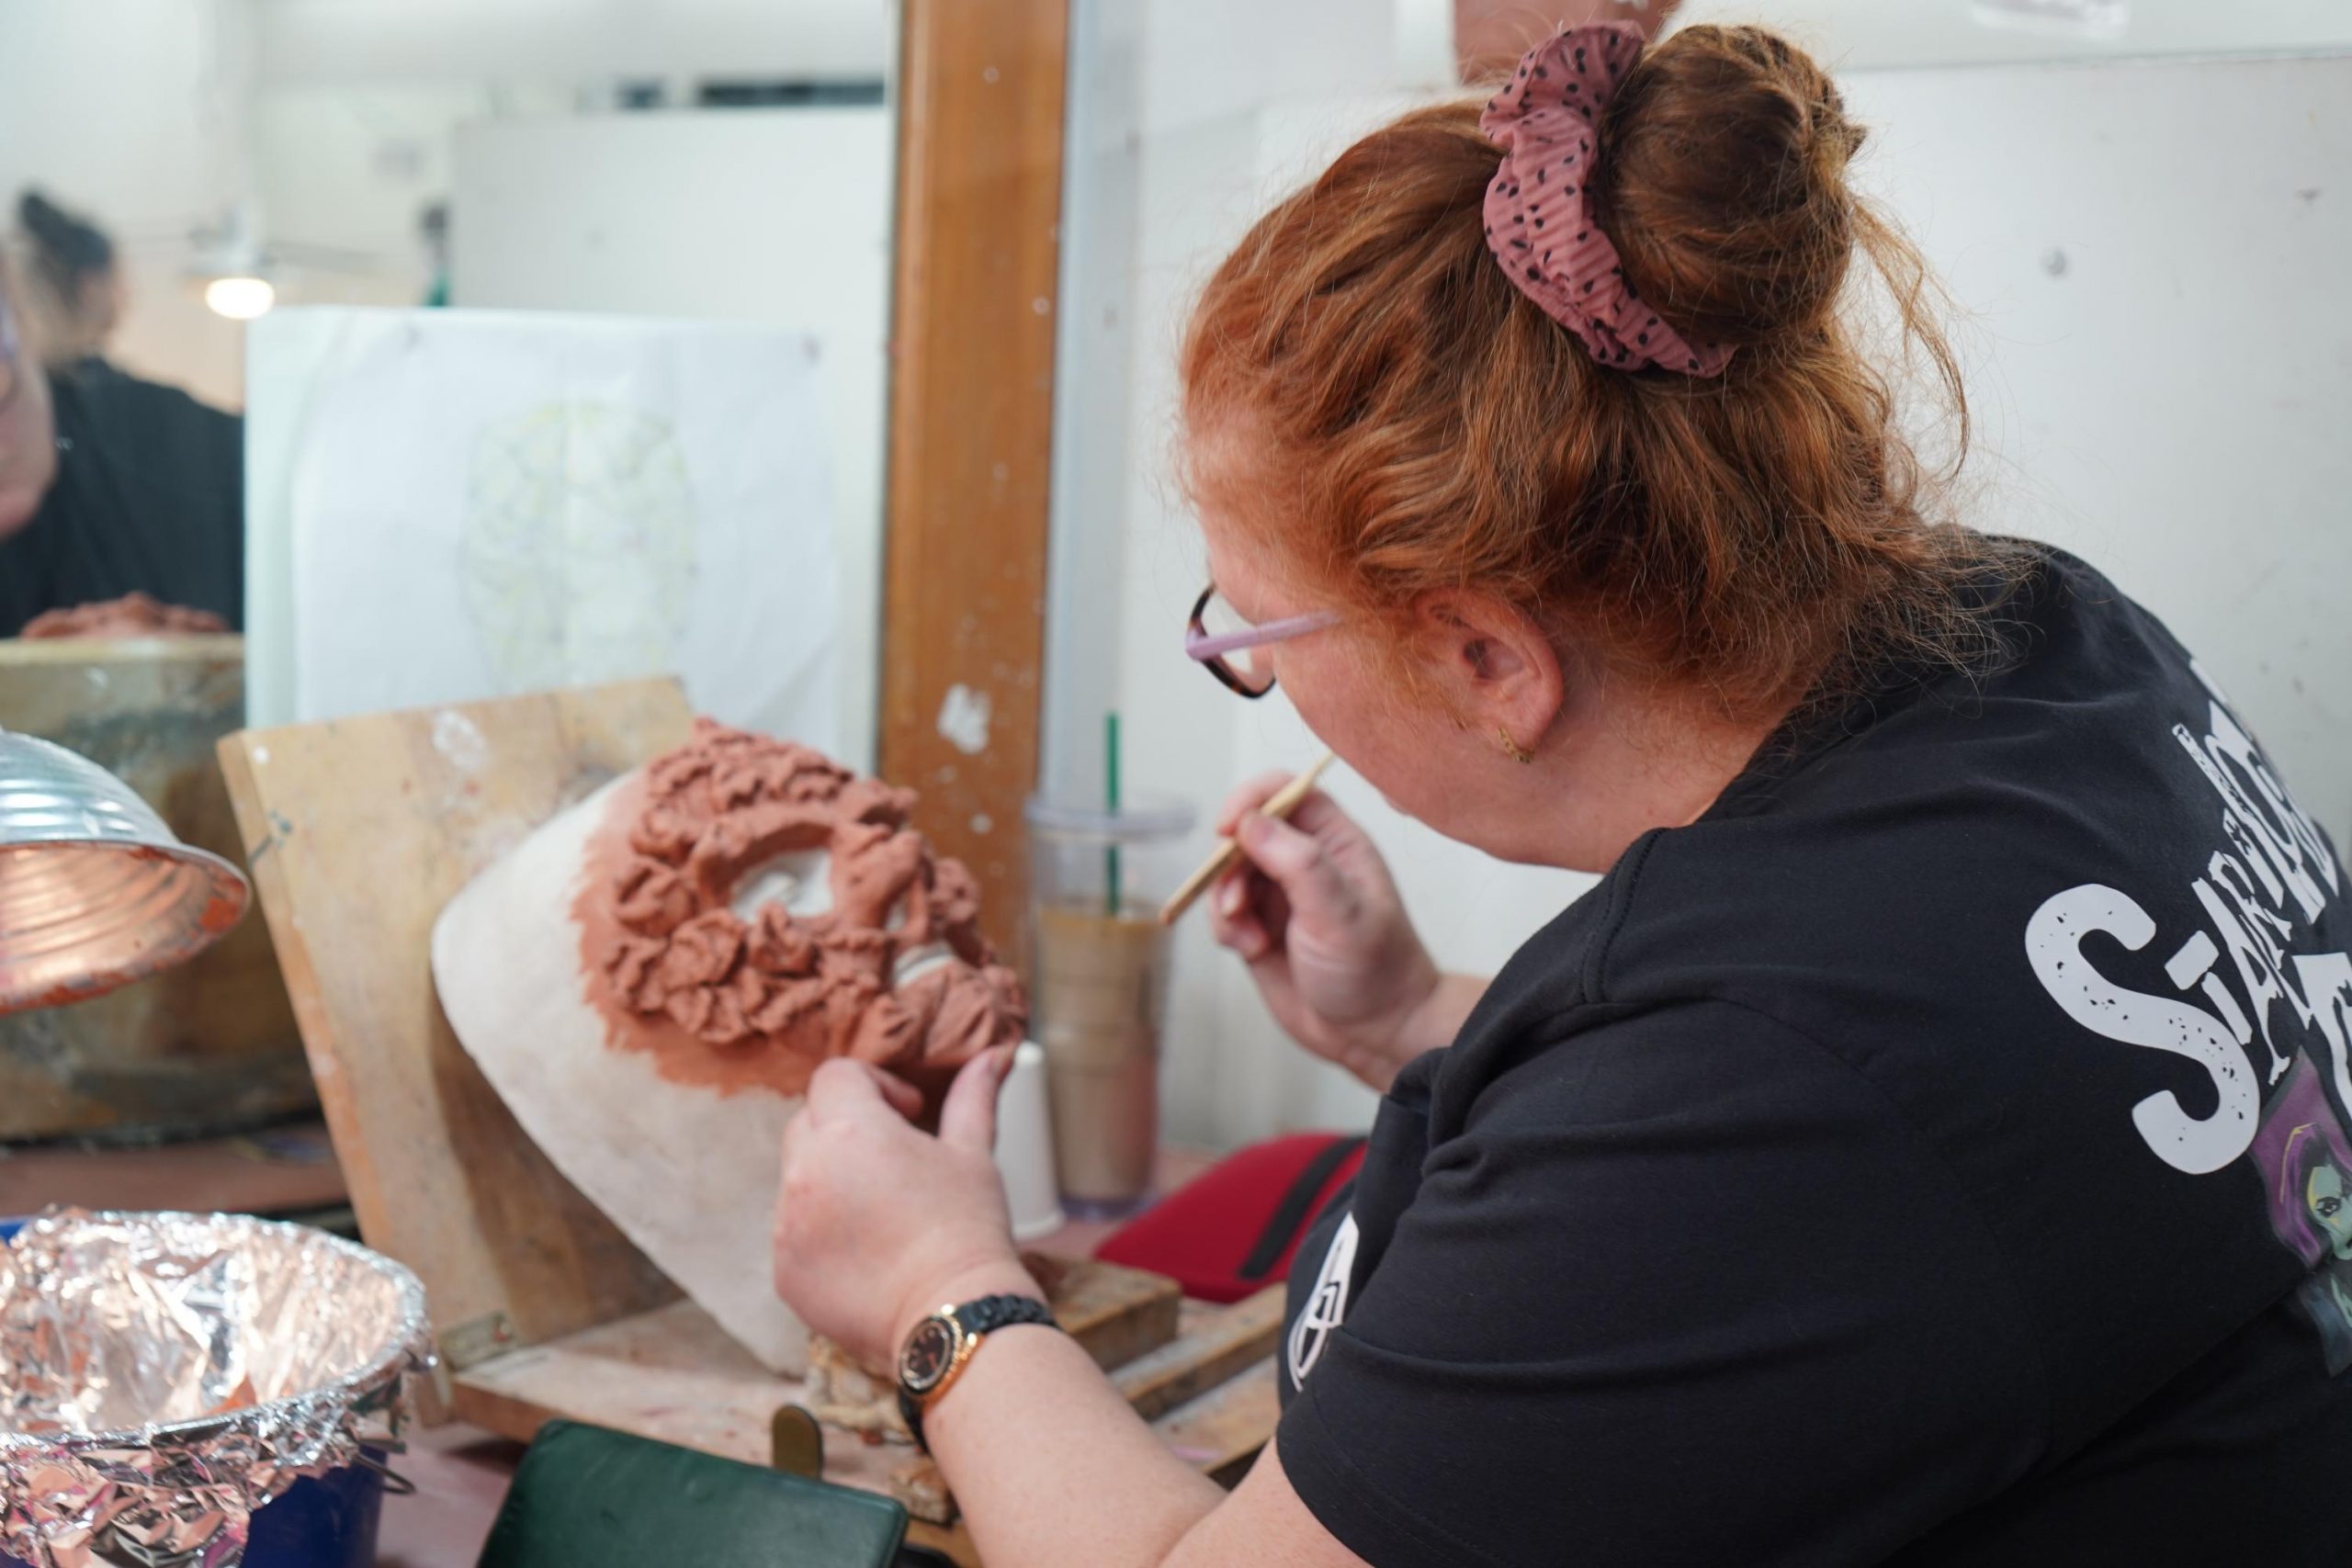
xmin=264 ymin=308 xmax=838 ymax=750
xmin=431 ymin=773 xmax=810 ymax=1372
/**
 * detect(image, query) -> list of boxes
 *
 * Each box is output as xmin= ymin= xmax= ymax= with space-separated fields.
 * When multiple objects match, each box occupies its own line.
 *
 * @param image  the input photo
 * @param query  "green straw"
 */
xmin=1105 ymin=712 xmax=1123 ymax=919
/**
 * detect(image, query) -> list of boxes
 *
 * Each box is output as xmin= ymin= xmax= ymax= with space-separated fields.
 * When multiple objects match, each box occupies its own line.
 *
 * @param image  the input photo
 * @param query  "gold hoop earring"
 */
xmin=1495 ymin=727 xmax=1533 ymax=765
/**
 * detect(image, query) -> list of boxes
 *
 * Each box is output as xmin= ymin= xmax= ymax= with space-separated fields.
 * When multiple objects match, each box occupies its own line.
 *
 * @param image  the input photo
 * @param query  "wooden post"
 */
xmin=881 ymin=0 xmax=1070 ymax=957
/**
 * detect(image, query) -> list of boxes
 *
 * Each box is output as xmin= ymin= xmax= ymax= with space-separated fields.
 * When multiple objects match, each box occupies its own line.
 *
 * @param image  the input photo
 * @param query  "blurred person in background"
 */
xmin=0 ymin=254 xmax=58 ymax=544
xmin=13 ymin=189 xmax=127 ymax=370
xmin=0 ymin=192 xmax=243 ymax=635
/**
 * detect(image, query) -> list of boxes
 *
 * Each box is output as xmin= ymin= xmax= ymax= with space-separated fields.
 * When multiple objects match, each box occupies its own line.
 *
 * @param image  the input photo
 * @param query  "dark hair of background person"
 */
xmin=17 ymin=189 xmax=115 ymax=303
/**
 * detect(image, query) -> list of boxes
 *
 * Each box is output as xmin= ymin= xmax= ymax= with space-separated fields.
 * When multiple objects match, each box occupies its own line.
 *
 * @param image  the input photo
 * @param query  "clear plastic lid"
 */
xmin=1023 ymin=793 xmax=1195 ymax=844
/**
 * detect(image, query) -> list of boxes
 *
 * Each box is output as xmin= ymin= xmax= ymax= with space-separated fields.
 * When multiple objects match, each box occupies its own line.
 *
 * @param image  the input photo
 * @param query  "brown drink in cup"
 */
xmin=1024 ymin=797 xmax=1193 ymax=1216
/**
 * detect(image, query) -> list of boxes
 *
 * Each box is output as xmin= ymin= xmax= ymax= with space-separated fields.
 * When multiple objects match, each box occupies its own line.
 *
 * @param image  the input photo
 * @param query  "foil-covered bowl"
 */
xmin=0 ymin=1211 xmax=434 ymax=1568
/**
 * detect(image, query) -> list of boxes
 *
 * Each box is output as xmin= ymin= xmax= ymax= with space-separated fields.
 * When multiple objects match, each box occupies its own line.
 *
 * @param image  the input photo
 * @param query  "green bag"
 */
xmin=477 ymin=1419 xmax=910 ymax=1568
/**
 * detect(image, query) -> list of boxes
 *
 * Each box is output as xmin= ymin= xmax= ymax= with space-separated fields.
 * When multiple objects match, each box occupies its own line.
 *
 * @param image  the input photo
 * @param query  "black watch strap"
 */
xmin=957 ymin=1293 xmax=1057 ymax=1337
xmin=898 ymin=1293 xmax=1058 ymax=1452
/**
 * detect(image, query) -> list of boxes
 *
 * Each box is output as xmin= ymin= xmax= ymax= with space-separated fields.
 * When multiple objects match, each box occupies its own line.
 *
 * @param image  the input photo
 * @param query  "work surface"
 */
xmin=205 ymin=685 xmax=1271 ymax=1562
xmin=0 ymin=1121 xmax=347 ymax=1218
xmin=375 ymin=1152 xmax=1215 ymax=1566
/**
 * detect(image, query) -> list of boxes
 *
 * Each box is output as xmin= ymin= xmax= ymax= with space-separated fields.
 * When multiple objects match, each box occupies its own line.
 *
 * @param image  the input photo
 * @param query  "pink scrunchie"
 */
xmin=1481 ymin=23 xmax=1735 ymax=377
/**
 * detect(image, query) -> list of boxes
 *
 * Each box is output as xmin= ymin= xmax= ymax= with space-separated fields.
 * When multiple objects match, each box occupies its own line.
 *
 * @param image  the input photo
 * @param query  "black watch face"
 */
xmin=900 ymin=1315 xmax=957 ymax=1393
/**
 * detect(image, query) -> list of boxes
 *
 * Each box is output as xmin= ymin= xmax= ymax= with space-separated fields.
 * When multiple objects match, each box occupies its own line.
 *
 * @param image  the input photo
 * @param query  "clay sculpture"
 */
xmin=432 ymin=720 xmax=1024 ymax=1371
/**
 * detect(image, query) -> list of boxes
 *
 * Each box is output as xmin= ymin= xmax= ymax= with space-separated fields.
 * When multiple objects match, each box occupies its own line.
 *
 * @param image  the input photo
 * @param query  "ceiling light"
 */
xmin=203 ymin=276 xmax=276 ymax=321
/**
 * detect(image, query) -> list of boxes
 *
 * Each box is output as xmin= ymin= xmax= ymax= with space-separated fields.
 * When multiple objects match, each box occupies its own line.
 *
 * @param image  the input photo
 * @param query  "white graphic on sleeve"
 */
xmin=2027 ymin=885 xmax=2259 ymax=1173
xmin=2027 ymin=660 xmax=2351 ymax=1172
xmin=1287 ymin=1213 xmax=1360 ymax=1389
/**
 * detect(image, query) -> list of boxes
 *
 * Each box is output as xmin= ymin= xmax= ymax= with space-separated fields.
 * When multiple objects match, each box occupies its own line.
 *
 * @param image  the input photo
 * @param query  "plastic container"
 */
xmin=993 ymin=1042 xmax=1064 ymax=1241
xmin=1023 ymin=795 xmax=1195 ymax=1217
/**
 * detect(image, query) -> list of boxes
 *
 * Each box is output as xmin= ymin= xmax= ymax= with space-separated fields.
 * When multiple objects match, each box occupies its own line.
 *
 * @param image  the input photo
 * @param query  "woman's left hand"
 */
xmin=772 ymin=1045 xmax=1039 ymax=1371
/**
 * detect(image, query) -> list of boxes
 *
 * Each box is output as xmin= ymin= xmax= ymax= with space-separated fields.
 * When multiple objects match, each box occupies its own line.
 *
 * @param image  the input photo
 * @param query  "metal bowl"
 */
xmin=0 ymin=731 xmax=249 ymax=1014
xmin=0 ymin=1209 xmax=434 ymax=1568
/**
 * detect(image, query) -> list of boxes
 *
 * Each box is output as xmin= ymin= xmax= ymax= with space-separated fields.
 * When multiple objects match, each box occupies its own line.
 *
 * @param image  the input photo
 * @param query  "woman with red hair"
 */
xmin=774 ymin=22 xmax=2352 ymax=1564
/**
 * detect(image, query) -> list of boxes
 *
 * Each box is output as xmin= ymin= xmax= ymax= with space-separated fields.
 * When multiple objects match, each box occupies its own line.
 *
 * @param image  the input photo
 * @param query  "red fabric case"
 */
xmin=1093 ymin=1132 xmax=1367 ymax=1304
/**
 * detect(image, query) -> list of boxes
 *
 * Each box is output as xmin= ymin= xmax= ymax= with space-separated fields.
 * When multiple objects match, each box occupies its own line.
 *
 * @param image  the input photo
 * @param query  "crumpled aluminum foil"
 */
xmin=0 ymin=1210 xmax=434 ymax=1568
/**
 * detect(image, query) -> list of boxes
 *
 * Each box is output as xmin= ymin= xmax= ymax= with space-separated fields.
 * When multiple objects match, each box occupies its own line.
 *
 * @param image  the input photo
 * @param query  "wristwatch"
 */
xmin=896 ymin=1293 xmax=1059 ymax=1451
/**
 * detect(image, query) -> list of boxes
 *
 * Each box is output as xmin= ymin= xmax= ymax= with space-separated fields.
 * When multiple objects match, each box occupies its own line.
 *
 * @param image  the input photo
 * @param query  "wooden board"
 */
xmin=215 ymin=680 xmax=693 ymax=1352
xmin=0 ymin=1119 xmax=346 ymax=1218
xmin=449 ymin=1258 xmax=1182 ymax=1452
xmin=452 ymin=1283 xmax=1283 ymax=1568
xmin=1111 ymin=1284 xmax=1284 ymax=1422
xmin=884 ymin=1370 xmax=1279 ymax=1563
xmin=1022 ymin=1251 xmax=1182 ymax=1372
xmin=881 ymin=0 xmax=1070 ymax=956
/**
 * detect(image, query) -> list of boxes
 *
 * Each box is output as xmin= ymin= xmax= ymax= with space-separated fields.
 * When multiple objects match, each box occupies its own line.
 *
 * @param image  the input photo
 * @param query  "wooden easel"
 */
xmin=215 ymin=679 xmax=1279 ymax=1565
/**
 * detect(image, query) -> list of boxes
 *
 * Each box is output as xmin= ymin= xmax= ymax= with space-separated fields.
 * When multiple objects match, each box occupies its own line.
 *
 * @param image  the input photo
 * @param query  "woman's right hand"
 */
xmin=1207 ymin=775 xmax=1443 ymax=1092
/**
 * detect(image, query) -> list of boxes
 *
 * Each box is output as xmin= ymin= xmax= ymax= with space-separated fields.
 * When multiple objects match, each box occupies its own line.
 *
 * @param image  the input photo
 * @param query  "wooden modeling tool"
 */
xmin=1159 ymin=751 xmax=1336 ymax=927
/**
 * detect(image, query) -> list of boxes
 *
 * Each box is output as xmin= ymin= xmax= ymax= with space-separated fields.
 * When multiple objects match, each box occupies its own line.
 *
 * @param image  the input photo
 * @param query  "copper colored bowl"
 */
xmin=0 ymin=731 xmax=249 ymax=1014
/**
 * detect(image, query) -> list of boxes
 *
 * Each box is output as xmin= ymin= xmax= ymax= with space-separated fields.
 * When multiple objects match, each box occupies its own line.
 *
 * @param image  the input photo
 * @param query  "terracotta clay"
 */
xmin=573 ymin=719 xmax=1025 ymax=1105
xmin=17 ymin=592 xmax=231 ymax=639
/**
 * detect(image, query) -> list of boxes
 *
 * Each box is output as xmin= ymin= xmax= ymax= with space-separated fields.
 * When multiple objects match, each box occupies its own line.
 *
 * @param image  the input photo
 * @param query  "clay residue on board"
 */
xmin=17 ymin=593 xmax=232 ymax=640
xmin=574 ymin=718 xmax=1026 ymax=1103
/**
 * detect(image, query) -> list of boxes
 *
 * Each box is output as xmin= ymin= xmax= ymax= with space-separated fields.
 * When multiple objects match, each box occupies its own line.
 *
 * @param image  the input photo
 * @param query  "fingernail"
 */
xmin=1218 ymin=878 xmax=1245 ymax=917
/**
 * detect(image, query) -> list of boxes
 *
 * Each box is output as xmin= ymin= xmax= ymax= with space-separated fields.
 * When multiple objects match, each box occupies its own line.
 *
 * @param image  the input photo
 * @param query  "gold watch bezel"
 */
xmin=902 ymin=1304 xmax=983 ymax=1410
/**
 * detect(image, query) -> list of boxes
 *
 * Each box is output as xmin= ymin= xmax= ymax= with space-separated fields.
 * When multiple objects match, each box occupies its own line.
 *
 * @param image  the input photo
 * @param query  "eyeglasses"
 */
xmin=1183 ymin=584 xmax=1340 ymax=699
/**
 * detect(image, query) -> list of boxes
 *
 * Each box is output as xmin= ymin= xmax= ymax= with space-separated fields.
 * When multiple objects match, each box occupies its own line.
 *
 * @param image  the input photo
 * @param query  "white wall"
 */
xmin=1672 ymin=0 xmax=2352 ymax=68
xmin=1066 ymin=7 xmax=2352 ymax=1149
xmin=448 ymin=107 xmax=894 ymax=770
xmin=251 ymin=82 xmax=570 ymax=310
xmin=250 ymin=0 xmax=889 ymax=85
xmin=1839 ymin=54 xmax=2352 ymax=836
xmin=0 ymin=0 xmax=250 ymax=406
xmin=1040 ymin=0 xmax=1450 ymax=809
xmin=1038 ymin=0 xmax=1147 ymax=811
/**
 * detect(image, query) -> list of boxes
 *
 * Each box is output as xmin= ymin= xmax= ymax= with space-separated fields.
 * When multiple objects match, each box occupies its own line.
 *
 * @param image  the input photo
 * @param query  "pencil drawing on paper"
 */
xmin=461 ymin=400 xmax=698 ymax=693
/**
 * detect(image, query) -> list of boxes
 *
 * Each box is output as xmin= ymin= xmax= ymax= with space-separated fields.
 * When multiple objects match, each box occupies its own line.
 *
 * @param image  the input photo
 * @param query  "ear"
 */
xmin=1413 ymin=591 xmax=1566 ymax=755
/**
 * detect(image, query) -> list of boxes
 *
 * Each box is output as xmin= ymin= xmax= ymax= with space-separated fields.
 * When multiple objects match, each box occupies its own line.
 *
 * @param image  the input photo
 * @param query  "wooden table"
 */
xmin=208 ymin=686 xmax=1276 ymax=1563
xmin=377 ymin=1149 xmax=1222 ymax=1567
xmin=0 ymin=1120 xmax=348 ymax=1219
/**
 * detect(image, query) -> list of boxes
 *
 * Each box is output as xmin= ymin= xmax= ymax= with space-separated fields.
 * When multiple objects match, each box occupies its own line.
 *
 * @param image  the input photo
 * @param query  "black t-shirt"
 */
xmin=1278 ymin=545 xmax=2352 ymax=1566
xmin=0 ymin=359 xmax=244 ymax=636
